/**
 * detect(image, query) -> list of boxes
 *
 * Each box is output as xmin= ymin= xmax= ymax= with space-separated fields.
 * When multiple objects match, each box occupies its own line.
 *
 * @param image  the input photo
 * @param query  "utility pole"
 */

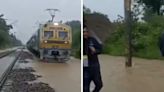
xmin=46 ymin=9 xmax=59 ymax=22
xmin=124 ymin=0 xmax=132 ymax=67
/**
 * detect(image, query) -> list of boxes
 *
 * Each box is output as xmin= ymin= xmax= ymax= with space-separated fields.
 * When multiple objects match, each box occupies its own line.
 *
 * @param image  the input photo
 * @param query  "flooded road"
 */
xmin=97 ymin=55 xmax=164 ymax=92
xmin=25 ymin=55 xmax=81 ymax=92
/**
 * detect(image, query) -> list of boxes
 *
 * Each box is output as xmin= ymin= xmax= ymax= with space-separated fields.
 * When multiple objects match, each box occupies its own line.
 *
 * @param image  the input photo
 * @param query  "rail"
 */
xmin=0 ymin=49 xmax=22 ymax=91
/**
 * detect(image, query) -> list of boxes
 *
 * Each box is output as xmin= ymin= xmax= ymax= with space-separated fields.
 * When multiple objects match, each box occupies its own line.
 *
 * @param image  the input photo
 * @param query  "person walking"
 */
xmin=83 ymin=25 xmax=103 ymax=92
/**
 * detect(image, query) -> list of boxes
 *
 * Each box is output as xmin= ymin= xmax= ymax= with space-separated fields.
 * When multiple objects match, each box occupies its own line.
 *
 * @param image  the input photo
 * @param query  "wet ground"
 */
xmin=2 ymin=50 xmax=164 ymax=92
xmin=0 ymin=53 xmax=15 ymax=77
xmin=19 ymin=49 xmax=81 ymax=92
xmin=0 ymin=49 xmax=80 ymax=92
xmin=31 ymin=58 xmax=81 ymax=92
xmin=96 ymin=55 xmax=164 ymax=92
xmin=4 ymin=67 xmax=55 ymax=92
xmin=0 ymin=47 xmax=18 ymax=53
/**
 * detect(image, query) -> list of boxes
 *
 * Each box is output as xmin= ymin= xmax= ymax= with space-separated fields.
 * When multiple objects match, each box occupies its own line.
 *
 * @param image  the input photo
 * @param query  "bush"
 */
xmin=103 ymin=15 xmax=164 ymax=59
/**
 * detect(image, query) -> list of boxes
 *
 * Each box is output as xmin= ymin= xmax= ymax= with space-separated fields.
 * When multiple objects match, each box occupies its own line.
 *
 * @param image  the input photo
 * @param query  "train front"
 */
xmin=39 ymin=22 xmax=72 ymax=61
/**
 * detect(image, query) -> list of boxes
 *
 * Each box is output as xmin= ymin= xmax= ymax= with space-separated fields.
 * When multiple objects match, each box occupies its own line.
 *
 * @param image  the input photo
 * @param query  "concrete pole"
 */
xmin=124 ymin=0 xmax=132 ymax=67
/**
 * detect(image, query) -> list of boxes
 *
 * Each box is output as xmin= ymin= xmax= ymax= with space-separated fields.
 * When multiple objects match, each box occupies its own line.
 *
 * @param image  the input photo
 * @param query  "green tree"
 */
xmin=83 ymin=6 xmax=91 ymax=14
xmin=0 ymin=14 xmax=12 ymax=48
xmin=66 ymin=21 xmax=81 ymax=58
xmin=138 ymin=0 xmax=163 ymax=15
xmin=0 ymin=14 xmax=22 ymax=48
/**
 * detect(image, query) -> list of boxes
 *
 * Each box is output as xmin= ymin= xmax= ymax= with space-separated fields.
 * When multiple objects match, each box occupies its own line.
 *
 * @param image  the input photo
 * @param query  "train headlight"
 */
xmin=54 ymin=23 xmax=59 ymax=26
xmin=64 ymin=41 xmax=68 ymax=44
xmin=44 ymin=40 xmax=47 ymax=43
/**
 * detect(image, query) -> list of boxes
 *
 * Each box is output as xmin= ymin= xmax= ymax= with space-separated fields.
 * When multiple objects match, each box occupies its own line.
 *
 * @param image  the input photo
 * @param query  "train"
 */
xmin=26 ymin=22 xmax=72 ymax=62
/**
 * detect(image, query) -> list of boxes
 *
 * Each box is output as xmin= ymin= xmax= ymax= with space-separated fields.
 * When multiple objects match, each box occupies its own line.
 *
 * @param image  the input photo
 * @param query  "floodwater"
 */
xmin=0 ymin=53 xmax=15 ymax=77
xmin=97 ymin=55 xmax=164 ymax=92
xmin=28 ymin=57 xmax=81 ymax=92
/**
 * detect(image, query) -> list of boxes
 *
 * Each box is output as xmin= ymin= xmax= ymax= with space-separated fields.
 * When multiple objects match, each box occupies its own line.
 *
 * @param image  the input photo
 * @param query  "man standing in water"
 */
xmin=83 ymin=25 xmax=103 ymax=92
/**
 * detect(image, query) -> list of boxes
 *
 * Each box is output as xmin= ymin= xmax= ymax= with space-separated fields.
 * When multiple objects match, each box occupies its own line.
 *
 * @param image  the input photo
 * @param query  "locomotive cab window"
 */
xmin=44 ymin=31 xmax=53 ymax=39
xmin=59 ymin=31 xmax=68 ymax=40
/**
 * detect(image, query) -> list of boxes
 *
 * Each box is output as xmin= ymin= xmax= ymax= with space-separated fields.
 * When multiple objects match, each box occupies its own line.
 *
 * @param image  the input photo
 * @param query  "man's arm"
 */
xmin=92 ymin=37 xmax=102 ymax=54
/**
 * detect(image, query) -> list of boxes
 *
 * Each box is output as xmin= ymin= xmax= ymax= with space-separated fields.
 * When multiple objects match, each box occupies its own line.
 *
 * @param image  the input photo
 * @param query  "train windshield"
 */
xmin=44 ymin=31 xmax=53 ymax=39
xmin=59 ymin=31 xmax=68 ymax=40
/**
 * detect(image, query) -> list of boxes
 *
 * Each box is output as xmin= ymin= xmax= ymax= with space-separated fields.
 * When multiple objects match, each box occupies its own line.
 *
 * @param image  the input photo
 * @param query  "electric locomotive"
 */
xmin=27 ymin=21 xmax=72 ymax=62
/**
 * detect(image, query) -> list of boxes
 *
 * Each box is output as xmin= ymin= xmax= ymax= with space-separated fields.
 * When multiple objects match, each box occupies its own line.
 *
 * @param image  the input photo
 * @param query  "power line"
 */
xmin=46 ymin=8 xmax=60 ymax=22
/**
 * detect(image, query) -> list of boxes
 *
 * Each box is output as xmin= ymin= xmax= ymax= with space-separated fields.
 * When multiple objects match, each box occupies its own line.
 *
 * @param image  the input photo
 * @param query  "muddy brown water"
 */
xmin=5 ymin=50 xmax=164 ymax=92
xmin=22 ymin=56 xmax=81 ymax=92
xmin=96 ymin=55 xmax=164 ymax=92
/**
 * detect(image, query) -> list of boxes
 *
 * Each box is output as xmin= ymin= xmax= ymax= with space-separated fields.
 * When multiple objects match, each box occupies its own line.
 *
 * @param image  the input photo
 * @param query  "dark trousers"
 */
xmin=160 ymin=49 xmax=164 ymax=56
xmin=83 ymin=67 xmax=103 ymax=92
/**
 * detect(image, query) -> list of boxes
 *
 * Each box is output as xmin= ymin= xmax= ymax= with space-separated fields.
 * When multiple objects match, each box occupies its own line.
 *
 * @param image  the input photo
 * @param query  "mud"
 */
xmin=2 ymin=50 xmax=55 ymax=92
xmin=4 ymin=67 xmax=55 ymax=92
xmin=5 ymin=81 xmax=55 ymax=92
xmin=19 ymin=51 xmax=33 ymax=60
xmin=18 ymin=60 xmax=29 ymax=63
xmin=8 ymin=68 xmax=37 ymax=82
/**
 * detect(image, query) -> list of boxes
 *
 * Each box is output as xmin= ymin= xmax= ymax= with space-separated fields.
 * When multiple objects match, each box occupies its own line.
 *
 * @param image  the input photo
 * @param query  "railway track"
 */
xmin=0 ymin=49 xmax=21 ymax=91
xmin=0 ymin=48 xmax=79 ymax=92
xmin=0 ymin=49 xmax=56 ymax=92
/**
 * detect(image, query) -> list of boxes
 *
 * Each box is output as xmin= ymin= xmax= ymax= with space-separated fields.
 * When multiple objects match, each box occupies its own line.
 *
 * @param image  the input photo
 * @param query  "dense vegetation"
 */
xmin=104 ymin=15 xmax=164 ymax=59
xmin=84 ymin=3 xmax=164 ymax=59
xmin=0 ymin=14 xmax=22 ymax=49
xmin=137 ymin=0 xmax=164 ymax=15
xmin=66 ymin=21 xmax=81 ymax=58
xmin=103 ymin=2 xmax=164 ymax=59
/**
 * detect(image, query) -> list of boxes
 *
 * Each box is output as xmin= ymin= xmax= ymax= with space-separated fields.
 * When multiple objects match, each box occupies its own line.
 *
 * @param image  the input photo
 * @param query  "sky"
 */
xmin=0 ymin=0 xmax=124 ymax=44
xmin=84 ymin=0 xmax=124 ymax=22
xmin=0 ymin=0 xmax=81 ymax=44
